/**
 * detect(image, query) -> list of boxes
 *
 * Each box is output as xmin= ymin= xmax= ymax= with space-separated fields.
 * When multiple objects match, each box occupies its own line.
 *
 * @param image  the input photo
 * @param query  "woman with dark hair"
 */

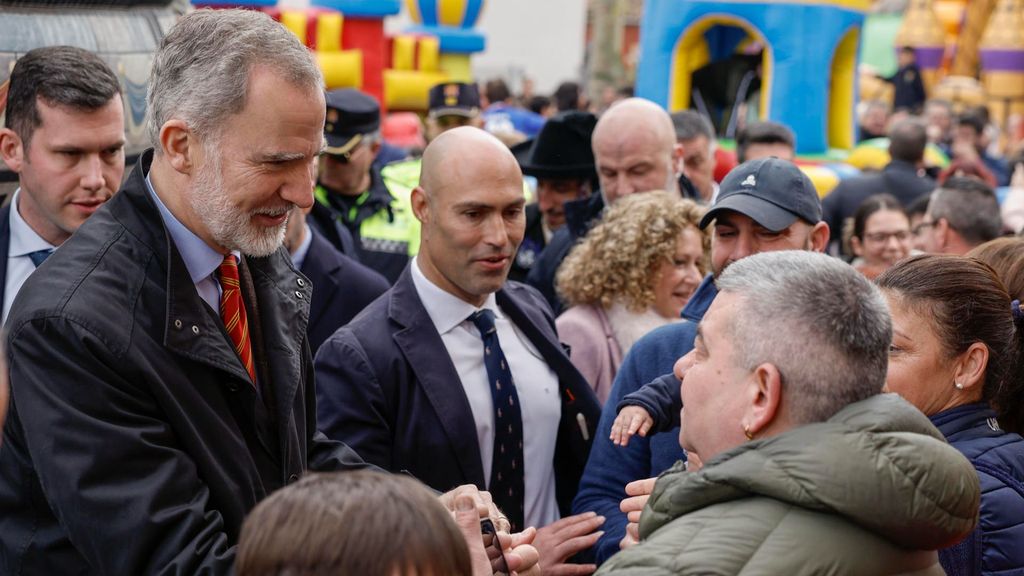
xmin=877 ymin=255 xmax=1024 ymax=575
xmin=847 ymin=194 xmax=912 ymax=280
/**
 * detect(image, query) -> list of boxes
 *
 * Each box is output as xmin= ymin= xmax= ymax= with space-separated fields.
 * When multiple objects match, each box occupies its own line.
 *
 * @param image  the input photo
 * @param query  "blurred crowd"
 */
xmin=0 ymin=9 xmax=1022 ymax=576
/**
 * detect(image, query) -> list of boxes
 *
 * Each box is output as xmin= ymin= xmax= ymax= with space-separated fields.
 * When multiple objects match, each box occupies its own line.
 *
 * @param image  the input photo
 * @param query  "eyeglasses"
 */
xmin=864 ymin=230 xmax=911 ymax=243
xmin=911 ymin=221 xmax=935 ymax=236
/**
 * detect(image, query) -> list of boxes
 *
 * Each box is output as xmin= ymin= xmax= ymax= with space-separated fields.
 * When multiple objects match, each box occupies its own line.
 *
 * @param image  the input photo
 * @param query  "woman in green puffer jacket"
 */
xmin=598 ymin=251 xmax=980 ymax=576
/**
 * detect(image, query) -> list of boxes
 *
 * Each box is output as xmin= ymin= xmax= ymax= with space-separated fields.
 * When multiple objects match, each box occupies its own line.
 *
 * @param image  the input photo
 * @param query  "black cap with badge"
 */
xmin=324 ymin=88 xmax=380 ymax=159
xmin=428 ymin=82 xmax=480 ymax=118
xmin=699 ymin=157 xmax=821 ymax=231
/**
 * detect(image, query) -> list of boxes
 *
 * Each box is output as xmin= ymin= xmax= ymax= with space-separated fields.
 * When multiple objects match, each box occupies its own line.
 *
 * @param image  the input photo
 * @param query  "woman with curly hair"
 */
xmin=555 ymin=191 xmax=708 ymax=404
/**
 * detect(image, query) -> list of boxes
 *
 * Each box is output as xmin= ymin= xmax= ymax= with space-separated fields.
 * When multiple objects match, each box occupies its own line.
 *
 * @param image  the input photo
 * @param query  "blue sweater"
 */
xmin=571 ymin=275 xmax=717 ymax=564
xmin=931 ymin=403 xmax=1024 ymax=576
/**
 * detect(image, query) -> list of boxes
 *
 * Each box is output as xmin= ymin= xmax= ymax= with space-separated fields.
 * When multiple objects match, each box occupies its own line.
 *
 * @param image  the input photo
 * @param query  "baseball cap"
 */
xmin=324 ymin=89 xmax=380 ymax=157
xmin=699 ymin=157 xmax=821 ymax=231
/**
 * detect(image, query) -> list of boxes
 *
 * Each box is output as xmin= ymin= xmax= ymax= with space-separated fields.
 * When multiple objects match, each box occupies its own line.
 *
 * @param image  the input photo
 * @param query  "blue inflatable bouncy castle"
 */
xmin=636 ymin=0 xmax=870 ymax=155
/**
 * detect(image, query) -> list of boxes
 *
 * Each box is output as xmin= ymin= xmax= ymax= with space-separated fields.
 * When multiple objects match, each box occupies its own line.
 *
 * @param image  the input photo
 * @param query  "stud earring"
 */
xmin=954 ymin=381 xmax=964 ymax=390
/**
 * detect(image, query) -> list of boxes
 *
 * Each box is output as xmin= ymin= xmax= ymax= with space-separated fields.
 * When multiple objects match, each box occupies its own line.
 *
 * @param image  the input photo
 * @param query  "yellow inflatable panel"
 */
xmin=800 ymin=164 xmax=840 ymax=198
xmin=384 ymin=69 xmax=449 ymax=109
xmin=281 ymin=11 xmax=308 ymax=46
xmin=317 ymin=12 xmax=343 ymax=52
xmin=439 ymin=53 xmax=472 ymax=82
xmin=418 ymin=36 xmax=440 ymax=73
xmin=393 ymin=35 xmax=416 ymax=71
xmin=317 ymin=51 xmax=363 ymax=89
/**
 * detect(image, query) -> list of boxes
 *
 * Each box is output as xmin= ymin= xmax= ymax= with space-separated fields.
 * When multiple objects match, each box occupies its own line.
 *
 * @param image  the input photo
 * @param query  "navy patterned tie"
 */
xmin=27 ymin=248 xmax=53 ymax=268
xmin=470 ymin=309 xmax=525 ymax=532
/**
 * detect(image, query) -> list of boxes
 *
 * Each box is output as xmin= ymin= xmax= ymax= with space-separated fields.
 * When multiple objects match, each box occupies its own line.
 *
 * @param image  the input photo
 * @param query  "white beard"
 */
xmin=190 ymin=151 xmax=290 ymax=257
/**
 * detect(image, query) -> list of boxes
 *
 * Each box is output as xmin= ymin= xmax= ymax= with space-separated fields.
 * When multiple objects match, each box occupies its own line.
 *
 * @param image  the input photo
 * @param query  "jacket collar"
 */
xmin=115 ymin=150 xmax=312 ymax=406
xmin=564 ymin=193 xmax=605 ymax=241
xmin=929 ymin=402 xmax=1002 ymax=440
xmin=681 ymin=274 xmax=718 ymax=323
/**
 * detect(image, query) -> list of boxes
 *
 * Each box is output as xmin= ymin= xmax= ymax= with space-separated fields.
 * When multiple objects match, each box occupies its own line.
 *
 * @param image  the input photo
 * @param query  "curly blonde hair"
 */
xmin=556 ymin=191 xmax=709 ymax=311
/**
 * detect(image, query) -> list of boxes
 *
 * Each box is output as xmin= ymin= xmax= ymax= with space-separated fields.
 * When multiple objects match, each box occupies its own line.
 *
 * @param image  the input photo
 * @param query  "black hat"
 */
xmin=518 ymin=111 xmax=597 ymax=180
xmin=324 ymin=88 xmax=380 ymax=157
xmin=699 ymin=157 xmax=821 ymax=231
xmin=428 ymin=82 xmax=480 ymax=118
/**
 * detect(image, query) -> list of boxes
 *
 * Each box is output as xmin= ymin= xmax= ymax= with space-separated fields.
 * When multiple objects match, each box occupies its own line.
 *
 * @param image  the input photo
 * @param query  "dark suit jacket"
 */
xmin=822 ymin=160 xmax=936 ymax=254
xmin=509 ymin=203 xmax=545 ymax=283
xmin=300 ymin=226 xmax=389 ymax=354
xmin=0 ymin=203 xmax=10 ymax=308
xmin=314 ymin=268 xmax=600 ymax=517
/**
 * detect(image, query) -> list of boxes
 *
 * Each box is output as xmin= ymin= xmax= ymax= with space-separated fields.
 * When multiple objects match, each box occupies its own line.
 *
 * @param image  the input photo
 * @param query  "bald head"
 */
xmin=412 ymin=126 xmax=526 ymax=306
xmin=592 ymin=98 xmax=680 ymax=204
xmin=420 ymin=126 xmax=521 ymax=201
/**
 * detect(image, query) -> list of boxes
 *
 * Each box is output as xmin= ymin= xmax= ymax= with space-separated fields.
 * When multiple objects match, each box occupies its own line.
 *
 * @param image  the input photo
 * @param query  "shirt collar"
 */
xmin=410 ymin=255 xmax=501 ymax=335
xmin=8 ymin=189 xmax=58 ymax=258
xmin=144 ymin=172 xmax=235 ymax=284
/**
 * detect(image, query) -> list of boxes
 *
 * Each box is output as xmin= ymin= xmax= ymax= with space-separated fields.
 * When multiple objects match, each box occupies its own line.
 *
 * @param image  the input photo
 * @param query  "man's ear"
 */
xmin=934 ymin=218 xmax=952 ymax=251
xmin=671 ymin=142 xmax=684 ymax=175
xmin=809 ymin=221 xmax=830 ymax=253
xmin=744 ymin=363 xmax=783 ymax=438
xmin=159 ymin=119 xmax=195 ymax=175
xmin=411 ymin=186 xmax=429 ymax=225
xmin=0 ymin=128 xmax=25 ymax=173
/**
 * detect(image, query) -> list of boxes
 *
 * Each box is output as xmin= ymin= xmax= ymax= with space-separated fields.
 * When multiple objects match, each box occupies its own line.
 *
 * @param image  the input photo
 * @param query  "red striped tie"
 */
xmin=218 ymin=255 xmax=256 ymax=383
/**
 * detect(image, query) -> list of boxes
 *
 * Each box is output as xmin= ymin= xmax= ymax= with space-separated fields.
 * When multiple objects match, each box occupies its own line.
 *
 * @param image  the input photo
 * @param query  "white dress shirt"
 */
xmin=3 ymin=190 xmax=58 ymax=325
xmin=411 ymin=257 xmax=561 ymax=528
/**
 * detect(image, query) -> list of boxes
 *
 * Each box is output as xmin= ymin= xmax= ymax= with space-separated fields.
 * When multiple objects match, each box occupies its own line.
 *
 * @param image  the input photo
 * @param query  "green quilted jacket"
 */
xmin=597 ymin=394 xmax=980 ymax=575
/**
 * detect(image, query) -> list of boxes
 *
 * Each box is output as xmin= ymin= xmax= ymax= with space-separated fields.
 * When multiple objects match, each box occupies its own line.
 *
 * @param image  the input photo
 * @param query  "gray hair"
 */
xmin=928 ymin=177 xmax=1002 ymax=247
xmin=146 ymin=9 xmax=323 ymax=149
xmin=715 ymin=251 xmax=891 ymax=424
xmin=671 ymin=110 xmax=715 ymax=146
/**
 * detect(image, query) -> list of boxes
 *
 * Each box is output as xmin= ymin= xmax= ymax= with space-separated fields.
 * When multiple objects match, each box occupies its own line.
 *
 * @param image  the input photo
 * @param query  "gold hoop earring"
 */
xmin=743 ymin=425 xmax=753 ymax=440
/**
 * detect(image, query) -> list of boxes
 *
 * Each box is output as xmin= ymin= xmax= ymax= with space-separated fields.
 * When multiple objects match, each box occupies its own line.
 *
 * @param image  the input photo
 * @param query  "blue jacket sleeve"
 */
xmin=572 ymin=347 xmax=662 ymax=564
xmin=617 ymin=373 xmax=681 ymax=432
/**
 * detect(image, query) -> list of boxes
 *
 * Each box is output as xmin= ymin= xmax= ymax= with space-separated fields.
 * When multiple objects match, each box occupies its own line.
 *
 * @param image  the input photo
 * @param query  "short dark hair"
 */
xmin=906 ymin=192 xmax=932 ymax=219
xmin=929 ymin=177 xmax=1002 ymax=246
xmin=670 ymin=110 xmax=714 ymax=143
xmin=236 ymin=471 xmax=473 ymax=576
xmin=554 ymin=81 xmax=581 ymax=112
xmin=877 ymin=254 xmax=1024 ymax=435
xmin=888 ymin=119 xmax=928 ymax=163
xmin=956 ymin=112 xmax=986 ymax=136
xmin=527 ymin=95 xmax=551 ymax=115
xmin=4 ymin=46 xmax=121 ymax=147
xmin=735 ymin=121 xmax=795 ymax=163
xmin=485 ymin=78 xmax=511 ymax=105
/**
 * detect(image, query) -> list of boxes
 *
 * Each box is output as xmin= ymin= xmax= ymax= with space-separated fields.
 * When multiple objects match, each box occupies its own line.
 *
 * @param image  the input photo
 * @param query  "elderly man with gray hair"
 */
xmin=598 ymin=251 xmax=979 ymax=574
xmin=0 ymin=9 xmax=538 ymax=575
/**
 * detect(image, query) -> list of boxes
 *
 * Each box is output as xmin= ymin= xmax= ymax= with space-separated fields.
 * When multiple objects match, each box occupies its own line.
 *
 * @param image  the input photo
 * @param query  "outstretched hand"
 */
xmin=610 ymin=406 xmax=654 ymax=447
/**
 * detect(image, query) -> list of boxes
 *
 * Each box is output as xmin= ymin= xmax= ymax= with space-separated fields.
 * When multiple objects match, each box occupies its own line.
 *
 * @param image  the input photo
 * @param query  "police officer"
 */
xmin=309 ymin=89 xmax=419 ymax=284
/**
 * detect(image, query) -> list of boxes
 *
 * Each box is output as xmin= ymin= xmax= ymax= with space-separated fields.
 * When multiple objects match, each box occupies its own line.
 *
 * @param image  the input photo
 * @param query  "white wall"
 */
xmin=385 ymin=0 xmax=588 ymax=95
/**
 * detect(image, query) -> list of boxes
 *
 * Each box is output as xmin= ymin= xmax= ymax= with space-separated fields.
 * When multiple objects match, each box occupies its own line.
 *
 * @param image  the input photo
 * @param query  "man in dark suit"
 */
xmin=283 ymin=205 xmax=389 ymax=353
xmin=315 ymin=126 xmax=604 ymax=573
xmin=0 ymin=46 xmax=125 ymax=324
xmin=509 ymin=111 xmax=597 ymax=282
xmin=823 ymin=119 xmax=936 ymax=255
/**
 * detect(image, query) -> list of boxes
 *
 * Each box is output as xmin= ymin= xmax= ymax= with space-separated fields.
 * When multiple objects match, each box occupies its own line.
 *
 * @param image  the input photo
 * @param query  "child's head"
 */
xmin=236 ymin=471 xmax=473 ymax=576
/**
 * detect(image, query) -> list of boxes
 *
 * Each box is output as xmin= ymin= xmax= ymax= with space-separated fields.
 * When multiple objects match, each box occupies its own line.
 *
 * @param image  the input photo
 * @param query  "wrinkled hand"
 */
xmin=618 ymin=477 xmax=657 ymax=550
xmin=452 ymin=493 xmax=541 ymax=576
xmin=610 ymin=406 xmax=654 ymax=447
xmin=532 ymin=512 xmax=604 ymax=575
xmin=439 ymin=484 xmax=509 ymax=532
